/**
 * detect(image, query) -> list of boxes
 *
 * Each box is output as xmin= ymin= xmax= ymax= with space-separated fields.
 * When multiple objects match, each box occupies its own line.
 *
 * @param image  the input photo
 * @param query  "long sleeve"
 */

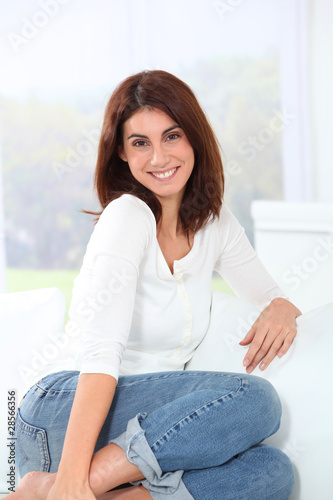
xmin=214 ymin=204 xmax=287 ymax=308
xmin=66 ymin=195 xmax=155 ymax=380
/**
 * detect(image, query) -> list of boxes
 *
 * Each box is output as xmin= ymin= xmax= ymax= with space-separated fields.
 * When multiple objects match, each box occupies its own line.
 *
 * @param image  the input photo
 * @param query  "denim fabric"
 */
xmin=15 ymin=370 xmax=294 ymax=499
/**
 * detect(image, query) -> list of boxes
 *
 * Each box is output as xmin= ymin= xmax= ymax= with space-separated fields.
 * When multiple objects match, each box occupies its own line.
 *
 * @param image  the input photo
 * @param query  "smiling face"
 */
xmin=119 ymin=108 xmax=195 ymax=206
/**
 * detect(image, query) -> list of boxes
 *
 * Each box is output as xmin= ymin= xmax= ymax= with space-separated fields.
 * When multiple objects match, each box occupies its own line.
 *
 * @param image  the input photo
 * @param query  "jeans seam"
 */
xmin=36 ymin=389 xmax=77 ymax=395
xmin=117 ymin=371 xmax=238 ymax=388
xmin=150 ymin=377 xmax=249 ymax=451
xmin=127 ymin=429 xmax=146 ymax=459
xmin=35 ymin=382 xmax=77 ymax=396
xmin=35 ymin=370 xmax=80 ymax=393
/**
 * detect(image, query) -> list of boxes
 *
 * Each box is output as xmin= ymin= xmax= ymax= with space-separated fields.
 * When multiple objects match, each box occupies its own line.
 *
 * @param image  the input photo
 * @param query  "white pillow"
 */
xmin=0 ymin=288 xmax=67 ymax=493
xmin=187 ymin=292 xmax=333 ymax=500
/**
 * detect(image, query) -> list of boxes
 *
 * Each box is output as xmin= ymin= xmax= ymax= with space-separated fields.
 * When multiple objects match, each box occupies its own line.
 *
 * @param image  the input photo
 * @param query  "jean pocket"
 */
xmin=15 ymin=408 xmax=51 ymax=477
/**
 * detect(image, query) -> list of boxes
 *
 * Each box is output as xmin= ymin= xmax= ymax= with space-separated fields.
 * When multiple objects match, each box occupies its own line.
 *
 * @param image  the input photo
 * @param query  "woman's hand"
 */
xmin=239 ymin=297 xmax=302 ymax=373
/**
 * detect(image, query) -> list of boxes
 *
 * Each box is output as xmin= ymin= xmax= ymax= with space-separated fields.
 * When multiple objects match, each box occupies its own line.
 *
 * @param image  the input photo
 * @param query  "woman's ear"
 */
xmin=118 ymin=146 xmax=127 ymax=162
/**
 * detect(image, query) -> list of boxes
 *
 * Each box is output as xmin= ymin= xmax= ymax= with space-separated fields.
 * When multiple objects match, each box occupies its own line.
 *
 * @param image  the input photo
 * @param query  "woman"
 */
xmin=11 ymin=70 xmax=300 ymax=500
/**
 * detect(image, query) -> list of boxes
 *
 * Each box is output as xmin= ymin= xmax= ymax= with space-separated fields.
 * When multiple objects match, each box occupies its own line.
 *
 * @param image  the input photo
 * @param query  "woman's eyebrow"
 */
xmin=126 ymin=124 xmax=181 ymax=141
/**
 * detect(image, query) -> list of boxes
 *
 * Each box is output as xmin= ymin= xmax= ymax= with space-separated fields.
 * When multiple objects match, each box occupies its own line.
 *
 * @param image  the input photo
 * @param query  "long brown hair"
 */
xmin=89 ymin=70 xmax=224 ymax=233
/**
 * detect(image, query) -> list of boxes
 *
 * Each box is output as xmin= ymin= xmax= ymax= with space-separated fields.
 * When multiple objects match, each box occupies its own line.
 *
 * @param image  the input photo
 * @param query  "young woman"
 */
xmin=11 ymin=70 xmax=300 ymax=500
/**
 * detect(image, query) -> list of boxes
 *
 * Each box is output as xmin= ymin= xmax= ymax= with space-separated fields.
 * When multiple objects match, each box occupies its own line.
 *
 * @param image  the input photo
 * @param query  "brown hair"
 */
xmin=89 ymin=70 xmax=224 ymax=233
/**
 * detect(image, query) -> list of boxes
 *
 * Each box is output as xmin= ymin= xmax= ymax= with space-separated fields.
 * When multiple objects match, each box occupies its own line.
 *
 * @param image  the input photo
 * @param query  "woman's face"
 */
xmin=119 ymin=108 xmax=195 ymax=206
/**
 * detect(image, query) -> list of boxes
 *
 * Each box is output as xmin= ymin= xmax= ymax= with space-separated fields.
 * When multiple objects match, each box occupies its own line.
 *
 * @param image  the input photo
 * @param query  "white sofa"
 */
xmin=0 ymin=288 xmax=332 ymax=499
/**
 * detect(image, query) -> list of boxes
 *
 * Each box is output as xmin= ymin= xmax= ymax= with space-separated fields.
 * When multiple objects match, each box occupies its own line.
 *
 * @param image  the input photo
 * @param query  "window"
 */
xmin=0 ymin=0 xmax=303 ymax=297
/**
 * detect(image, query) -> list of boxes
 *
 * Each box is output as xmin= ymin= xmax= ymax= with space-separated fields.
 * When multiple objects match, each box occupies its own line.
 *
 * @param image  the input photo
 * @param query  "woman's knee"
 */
xmin=182 ymin=444 xmax=294 ymax=500
xmin=244 ymin=445 xmax=295 ymax=499
xmin=246 ymin=375 xmax=282 ymax=437
xmin=273 ymin=448 xmax=295 ymax=499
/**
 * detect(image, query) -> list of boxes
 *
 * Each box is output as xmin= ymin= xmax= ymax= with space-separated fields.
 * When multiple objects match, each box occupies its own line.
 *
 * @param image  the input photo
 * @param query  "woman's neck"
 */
xmin=157 ymin=195 xmax=182 ymax=239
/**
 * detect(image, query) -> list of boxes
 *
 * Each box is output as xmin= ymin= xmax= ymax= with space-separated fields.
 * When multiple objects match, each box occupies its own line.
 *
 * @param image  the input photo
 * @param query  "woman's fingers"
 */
xmin=276 ymin=330 xmax=296 ymax=358
xmin=239 ymin=298 xmax=300 ymax=373
xmin=242 ymin=324 xmax=297 ymax=373
xmin=246 ymin=329 xmax=294 ymax=373
xmin=239 ymin=320 xmax=258 ymax=346
xmin=242 ymin=324 xmax=271 ymax=373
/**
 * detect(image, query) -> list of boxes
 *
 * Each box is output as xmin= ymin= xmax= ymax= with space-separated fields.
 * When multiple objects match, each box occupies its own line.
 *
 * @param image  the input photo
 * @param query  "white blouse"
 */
xmin=67 ymin=194 xmax=286 ymax=381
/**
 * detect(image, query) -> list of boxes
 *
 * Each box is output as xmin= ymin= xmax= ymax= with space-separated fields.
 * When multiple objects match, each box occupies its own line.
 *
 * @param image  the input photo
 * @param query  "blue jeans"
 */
xmin=15 ymin=370 xmax=294 ymax=499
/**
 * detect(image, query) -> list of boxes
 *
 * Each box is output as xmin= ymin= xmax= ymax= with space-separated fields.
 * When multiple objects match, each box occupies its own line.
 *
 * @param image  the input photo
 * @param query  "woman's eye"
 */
xmin=166 ymin=133 xmax=180 ymax=141
xmin=133 ymin=140 xmax=148 ymax=147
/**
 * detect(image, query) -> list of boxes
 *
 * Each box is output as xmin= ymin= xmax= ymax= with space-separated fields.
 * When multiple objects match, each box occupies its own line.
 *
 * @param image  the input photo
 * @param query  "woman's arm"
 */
xmin=215 ymin=204 xmax=302 ymax=372
xmin=45 ymin=197 xmax=155 ymax=498
xmin=46 ymin=373 xmax=117 ymax=499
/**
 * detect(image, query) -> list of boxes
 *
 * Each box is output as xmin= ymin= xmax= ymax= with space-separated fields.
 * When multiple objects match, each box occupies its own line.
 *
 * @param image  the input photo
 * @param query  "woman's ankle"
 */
xmin=89 ymin=443 xmax=145 ymax=495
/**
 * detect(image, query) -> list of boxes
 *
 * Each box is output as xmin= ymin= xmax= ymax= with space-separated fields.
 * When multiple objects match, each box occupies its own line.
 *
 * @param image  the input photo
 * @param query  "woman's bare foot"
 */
xmin=5 ymin=444 xmax=147 ymax=499
xmin=6 ymin=471 xmax=56 ymax=499
xmin=5 ymin=474 xmax=150 ymax=500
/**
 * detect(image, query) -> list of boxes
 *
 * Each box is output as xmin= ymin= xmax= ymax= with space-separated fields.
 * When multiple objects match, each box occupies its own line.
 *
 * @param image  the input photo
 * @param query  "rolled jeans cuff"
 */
xmin=109 ymin=413 xmax=194 ymax=499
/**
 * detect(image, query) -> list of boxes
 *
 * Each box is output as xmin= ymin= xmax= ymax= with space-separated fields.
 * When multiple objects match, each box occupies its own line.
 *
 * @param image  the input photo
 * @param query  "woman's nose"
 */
xmin=150 ymin=145 xmax=169 ymax=167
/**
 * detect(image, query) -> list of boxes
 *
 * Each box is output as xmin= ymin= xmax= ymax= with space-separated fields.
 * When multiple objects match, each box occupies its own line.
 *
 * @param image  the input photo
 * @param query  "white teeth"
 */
xmin=151 ymin=168 xmax=177 ymax=179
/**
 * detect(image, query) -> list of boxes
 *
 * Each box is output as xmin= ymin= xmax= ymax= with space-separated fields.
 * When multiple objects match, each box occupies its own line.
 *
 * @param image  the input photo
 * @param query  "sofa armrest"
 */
xmin=186 ymin=293 xmax=333 ymax=500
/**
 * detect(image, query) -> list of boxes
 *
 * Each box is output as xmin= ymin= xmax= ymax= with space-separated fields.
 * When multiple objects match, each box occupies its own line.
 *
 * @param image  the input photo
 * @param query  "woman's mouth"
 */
xmin=149 ymin=167 xmax=179 ymax=181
